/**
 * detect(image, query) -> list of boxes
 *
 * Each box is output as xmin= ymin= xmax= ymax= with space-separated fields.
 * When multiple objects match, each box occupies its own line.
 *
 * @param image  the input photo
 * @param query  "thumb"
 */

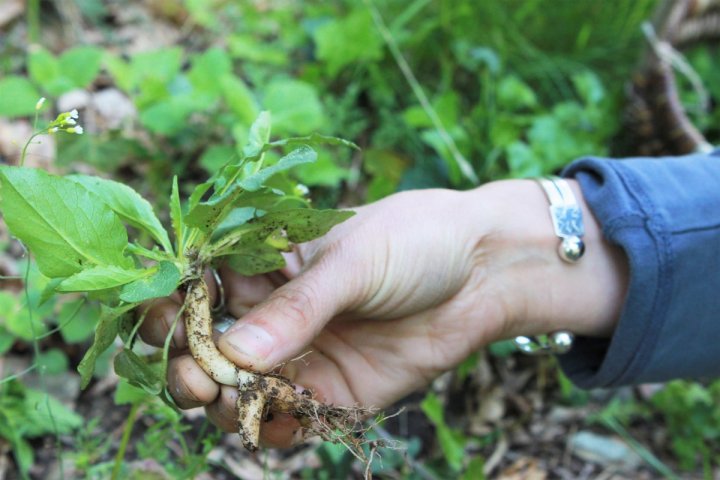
xmin=217 ymin=261 xmax=356 ymax=372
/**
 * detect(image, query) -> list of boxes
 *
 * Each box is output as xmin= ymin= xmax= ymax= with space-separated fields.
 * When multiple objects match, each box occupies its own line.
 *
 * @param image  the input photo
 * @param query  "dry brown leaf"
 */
xmin=497 ymin=457 xmax=547 ymax=480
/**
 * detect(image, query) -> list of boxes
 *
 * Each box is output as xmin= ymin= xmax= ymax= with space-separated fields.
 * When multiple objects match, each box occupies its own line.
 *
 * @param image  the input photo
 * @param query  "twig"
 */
xmin=483 ymin=431 xmax=508 ymax=477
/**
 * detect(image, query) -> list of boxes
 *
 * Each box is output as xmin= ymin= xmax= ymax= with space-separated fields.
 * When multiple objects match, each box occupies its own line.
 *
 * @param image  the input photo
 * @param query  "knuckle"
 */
xmin=271 ymin=283 xmax=316 ymax=331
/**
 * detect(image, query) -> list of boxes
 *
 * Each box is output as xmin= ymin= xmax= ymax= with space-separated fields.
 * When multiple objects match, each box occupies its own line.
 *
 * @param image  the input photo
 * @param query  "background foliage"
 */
xmin=1 ymin=0 xmax=720 ymax=478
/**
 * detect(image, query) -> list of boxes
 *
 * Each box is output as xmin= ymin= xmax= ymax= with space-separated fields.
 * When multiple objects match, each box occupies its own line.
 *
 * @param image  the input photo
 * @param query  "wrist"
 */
xmin=462 ymin=179 xmax=629 ymax=343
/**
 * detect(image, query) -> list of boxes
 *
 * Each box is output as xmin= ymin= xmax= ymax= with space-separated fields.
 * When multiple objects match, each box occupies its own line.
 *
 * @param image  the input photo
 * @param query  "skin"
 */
xmin=139 ymin=179 xmax=629 ymax=447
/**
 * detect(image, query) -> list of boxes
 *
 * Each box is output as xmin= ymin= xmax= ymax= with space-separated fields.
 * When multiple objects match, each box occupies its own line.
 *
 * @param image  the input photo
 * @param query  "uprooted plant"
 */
xmin=0 ymin=110 xmax=372 ymax=453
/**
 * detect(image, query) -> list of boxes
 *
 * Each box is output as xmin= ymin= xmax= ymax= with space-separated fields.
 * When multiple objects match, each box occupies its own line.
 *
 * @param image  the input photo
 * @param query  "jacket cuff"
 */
xmin=557 ymin=152 xmax=720 ymax=388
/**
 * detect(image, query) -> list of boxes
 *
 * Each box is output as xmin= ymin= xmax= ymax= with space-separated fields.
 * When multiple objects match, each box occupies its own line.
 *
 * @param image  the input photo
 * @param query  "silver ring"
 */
xmin=211 ymin=268 xmax=225 ymax=314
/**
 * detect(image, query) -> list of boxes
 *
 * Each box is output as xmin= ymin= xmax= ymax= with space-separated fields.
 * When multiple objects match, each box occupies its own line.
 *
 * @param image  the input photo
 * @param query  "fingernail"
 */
xmin=222 ymin=323 xmax=274 ymax=361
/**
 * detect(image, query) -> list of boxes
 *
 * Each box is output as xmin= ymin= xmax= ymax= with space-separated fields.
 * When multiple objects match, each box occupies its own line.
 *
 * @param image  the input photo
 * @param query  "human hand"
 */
xmin=139 ymin=181 xmax=628 ymax=447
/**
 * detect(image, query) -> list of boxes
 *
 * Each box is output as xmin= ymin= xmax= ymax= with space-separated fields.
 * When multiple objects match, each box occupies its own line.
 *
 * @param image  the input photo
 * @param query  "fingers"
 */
xmin=218 ymin=266 xmax=279 ymax=318
xmin=218 ymin=259 xmax=358 ymax=372
xmin=202 ymin=385 xmax=301 ymax=448
xmin=138 ymin=268 xmax=274 ymax=348
xmin=168 ymin=354 xmax=220 ymax=408
xmin=138 ymin=297 xmax=187 ymax=348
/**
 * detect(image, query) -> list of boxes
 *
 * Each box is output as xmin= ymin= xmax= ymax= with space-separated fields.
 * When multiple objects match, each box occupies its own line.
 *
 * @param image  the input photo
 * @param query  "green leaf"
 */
xmin=243 ymin=110 xmax=272 ymax=157
xmin=188 ymin=47 xmax=232 ymax=100
xmin=268 ymin=132 xmax=359 ymax=151
xmin=22 ymin=387 xmax=83 ymax=434
xmin=240 ymin=145 xmax=317 ymax=191
xmin=497 ymin=75 xmax=537 ymax=111
xmin=226 ymin=245 xmax=286 ymax=276
xmin=313 ymin=9 xmax=384 ymax=76
xmin=119 ymin=261 xmax=181 ymax=303
xmin=0 ymin=167 xmax=132 ymax=278
xmin=104 ymin=53 xmax=134 ymax=92
xmin=78 ymin=304 xmax=135 ymax=388
xmin=263 ymin=79 xmax=325 ymax=135
xmin=139 ymin=96 xmax=195 ymax=135
xmin=200 ymin=145 xmax=236 ymax=173
xmin=221 ymin=74 xmax=260 ymax=125
xmin=28 ymin=47 xmax=61 ymax=87
xmin=256 ymin=209 xmax=354 ymax=243
xmin=212 ymin=207 xmax=258 ymax=238
xmin=114 ymin=349 xmax=163 ymax=395
xmin=461 ymin=457 xmax=486 ymax=480
xmin=0 ymin=326 xmax=14 ymax=354
xmin=58 ymin=300 xmax=99 ymax=343
xmin=0 ymin=77 xmax=41 ymax=117
xmin=57 ymin=265 xmax=150 ymax=292
xmin=170 ymin=176 xmax=184 ymax=256
xmin=420 ymin=392 xmax=466 ymax=471
xmin=184 ymin=186 xmax=279 ymax=232
xmin=114 ymin=378 xmax=153 ymax=405
xmin=59 ymin=46 xmax=103 ymax=88
xmin=36 ymin=348 xmax=69 ymax=374
xmin=132 ymin=47 xmax=183 ymax=84
xmin=68 ymin=174 xmax=173 ymax=253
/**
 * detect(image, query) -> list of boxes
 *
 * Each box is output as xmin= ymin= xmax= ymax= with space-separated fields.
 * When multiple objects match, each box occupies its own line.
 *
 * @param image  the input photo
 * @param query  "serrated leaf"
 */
xmin=69 ymin=174 xmax=173 ymax=254
xmin=258 ymin=209 xmax=354 ymax=243
xmin=226 ymin=245 xmax=286 ymax=276
xmin=184 ymin=187 xmax=282 ymax=233
xmin=78 ymin=304 xmax=136 ymax=388
xmin=212 ymin=207 xmax=258 ymax=239
xmin=119 ymin=261 xmax=181 ymax=303
xmin=183 ymin=185 xmax=238 ymax=231
xmin=239 ymin=145 xmax=317 ymax=191
xmin=56 ymin=265 xmax=150 ymax=292
xmin=114 ymin=349 xmax=164 ymax=395
xmin=0 ymin=167 xmax=132 ymax=278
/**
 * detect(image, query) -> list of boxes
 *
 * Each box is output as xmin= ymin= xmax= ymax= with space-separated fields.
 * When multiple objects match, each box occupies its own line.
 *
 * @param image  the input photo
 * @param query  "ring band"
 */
xmin=211 ymin=268 xmax=226 ymax=314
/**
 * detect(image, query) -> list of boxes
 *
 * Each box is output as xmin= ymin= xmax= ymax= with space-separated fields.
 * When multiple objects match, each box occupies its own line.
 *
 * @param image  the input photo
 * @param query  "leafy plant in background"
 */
xmin=0 ymin=109 xmax=363 ymax=456
xmin=420 ymin=392 xmax=486 ymax=479
xmin=651 ymin=380 xmax=720 ymax=475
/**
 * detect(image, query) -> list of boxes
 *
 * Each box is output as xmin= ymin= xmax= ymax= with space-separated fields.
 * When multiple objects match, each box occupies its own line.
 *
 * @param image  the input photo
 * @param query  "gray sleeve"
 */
xmin=557 ymin=152 xmax=720 ymax=388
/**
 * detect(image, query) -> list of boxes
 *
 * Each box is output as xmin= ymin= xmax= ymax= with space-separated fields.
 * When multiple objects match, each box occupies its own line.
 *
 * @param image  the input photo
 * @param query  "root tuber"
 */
xmin=183 ymin=276 xmax=369 ymax=452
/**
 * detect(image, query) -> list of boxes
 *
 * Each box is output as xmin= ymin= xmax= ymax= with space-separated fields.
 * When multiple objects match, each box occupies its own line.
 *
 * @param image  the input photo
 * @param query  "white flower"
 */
xmin=65 ymin=118 xmax=76 ymax=126
xmin=65 ymin=126 xmax=83 ymax=134
xmin=69 ymin=109 xmax=79 ymax=119
xmin=49 ymin=127 xmax=58 ymax=133
xmin=35 ymin=97 xmax=46 ymax=111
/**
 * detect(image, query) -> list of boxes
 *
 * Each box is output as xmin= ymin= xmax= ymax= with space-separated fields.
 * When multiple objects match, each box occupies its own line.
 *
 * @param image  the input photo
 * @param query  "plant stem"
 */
xmin=27 ymin=0 xmax=40 ymax=44
xmin=111 ymin=403 xmax=140 ymax=480
xmin=19 ymin=132 xmax=41 ymax=167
